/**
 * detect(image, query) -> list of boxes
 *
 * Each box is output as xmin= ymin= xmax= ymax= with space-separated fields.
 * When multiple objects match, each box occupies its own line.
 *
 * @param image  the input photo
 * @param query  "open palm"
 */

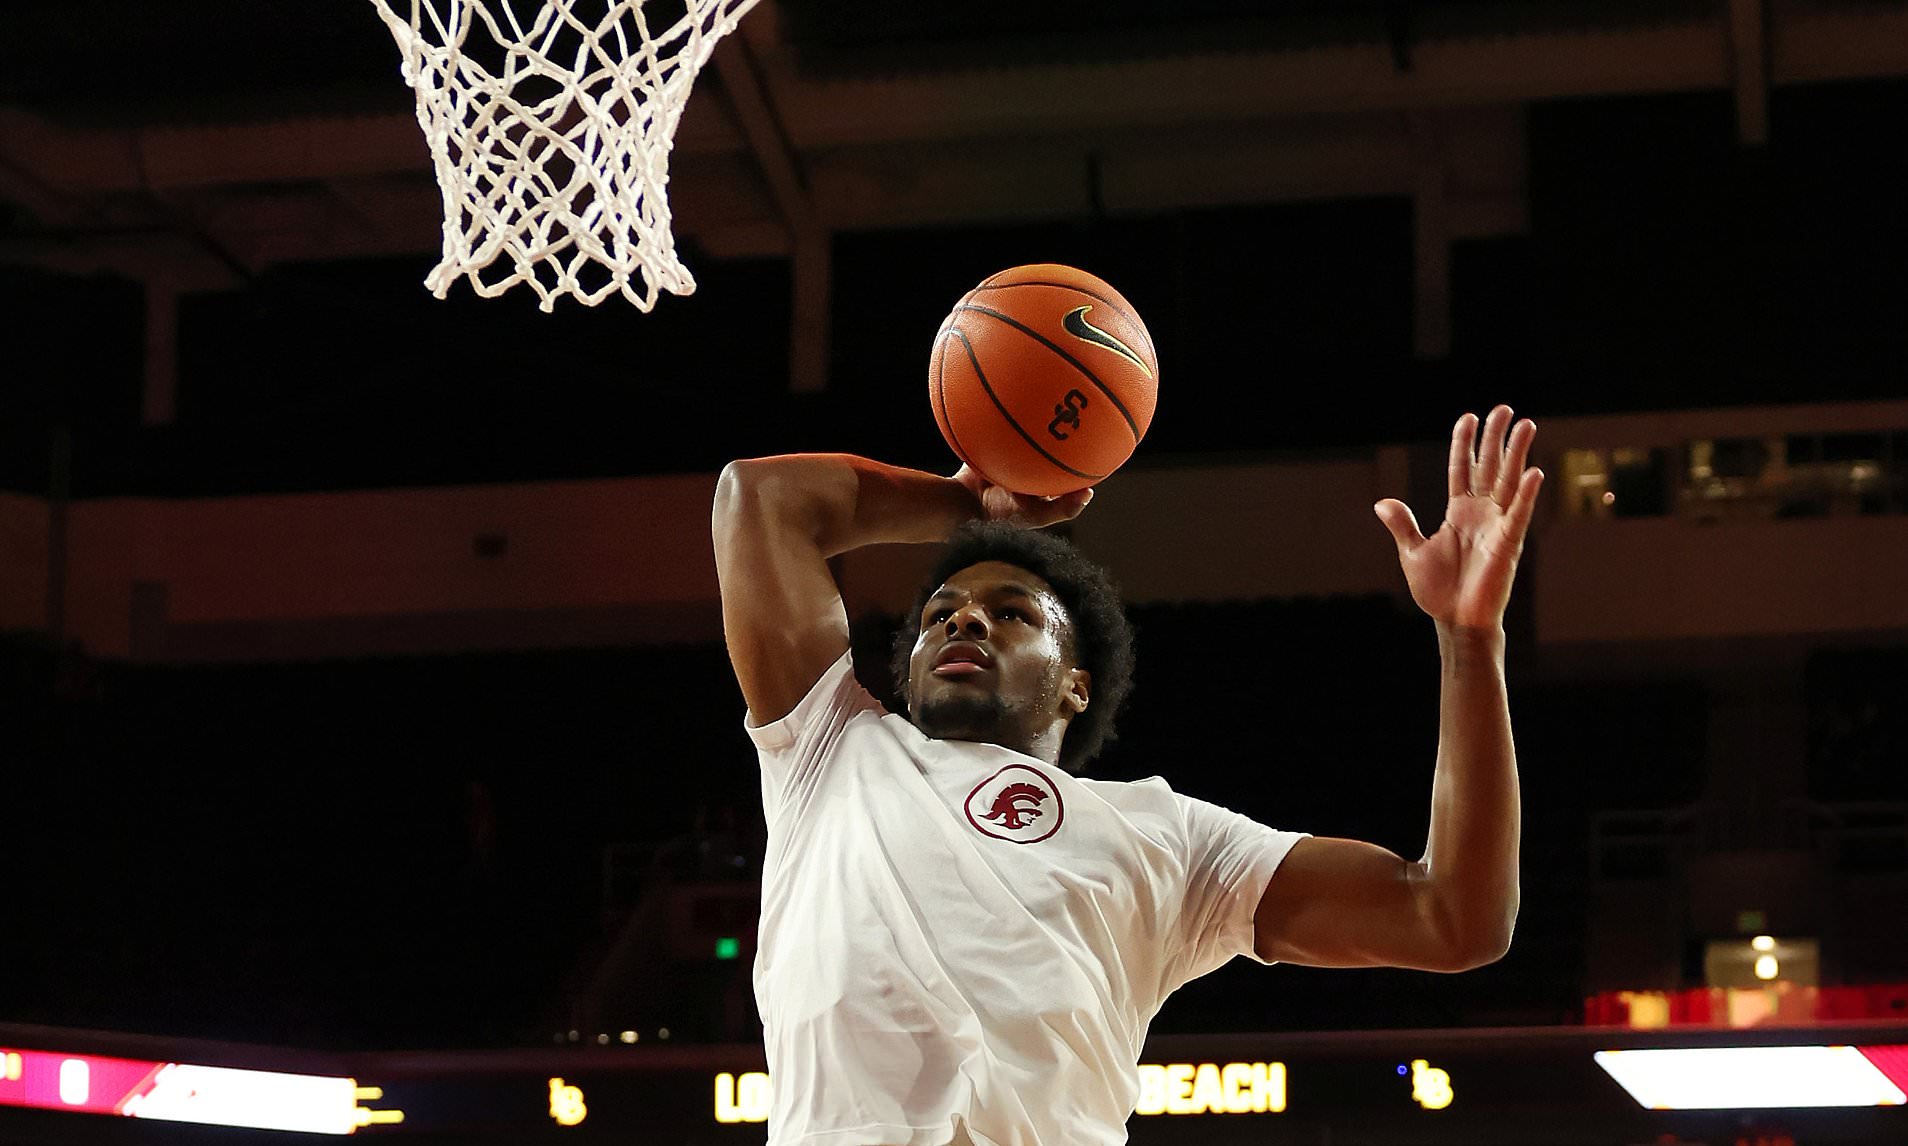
xmin=1375 ymin=407 xmax=1545 ymax=632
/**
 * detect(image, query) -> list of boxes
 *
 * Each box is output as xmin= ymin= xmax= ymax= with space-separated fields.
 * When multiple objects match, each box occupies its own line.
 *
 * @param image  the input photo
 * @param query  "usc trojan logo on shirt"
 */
xmin=965 ymin=763 xmax=1065 ymax=844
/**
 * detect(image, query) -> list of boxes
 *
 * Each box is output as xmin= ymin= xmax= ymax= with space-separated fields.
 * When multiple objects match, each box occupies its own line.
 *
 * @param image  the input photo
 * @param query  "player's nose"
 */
xmin=945 ymin=603 xmax=990 ymax=637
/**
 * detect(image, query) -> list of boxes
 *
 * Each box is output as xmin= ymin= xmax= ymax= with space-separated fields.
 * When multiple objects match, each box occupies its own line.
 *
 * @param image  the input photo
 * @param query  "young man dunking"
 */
xmin=713 ymin=406 xmax=1543 ymax=1146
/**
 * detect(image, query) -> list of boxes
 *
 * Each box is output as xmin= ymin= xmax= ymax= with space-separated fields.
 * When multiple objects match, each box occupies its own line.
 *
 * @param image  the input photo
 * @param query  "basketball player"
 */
xmin=713 ymin=406 xmax=1542 ymax=1146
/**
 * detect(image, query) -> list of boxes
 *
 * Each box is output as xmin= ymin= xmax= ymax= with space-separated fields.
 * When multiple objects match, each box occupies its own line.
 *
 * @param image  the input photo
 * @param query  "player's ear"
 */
xmin=1062 ymin=668 xmax=1092 ymax=716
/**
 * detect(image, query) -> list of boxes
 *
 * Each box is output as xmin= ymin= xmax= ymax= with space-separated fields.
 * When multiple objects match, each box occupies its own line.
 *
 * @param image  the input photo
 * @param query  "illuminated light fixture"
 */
xmin=1617 ymin=990 xmax=1671 ymax=1030
xmin=1752 ymin=935 xmax=1776 ymax=953
xmin=619 ymin=1031 xmax=638 ymax=1045
xmin=1755 ymin=955 xmax=1779 ymax=981
xmin=715 ymin=936 xmax=741 ymax=960
xmin=0 ymin=1049 xmax=393 ymax=1134
xmin=595 ymin=1034 xmax=610 ymax=1046
xmin=128 ymin=1066 xmax=391 ymax=1134
xmin=1595 ymin=1047 xmax=1908 ymax=1109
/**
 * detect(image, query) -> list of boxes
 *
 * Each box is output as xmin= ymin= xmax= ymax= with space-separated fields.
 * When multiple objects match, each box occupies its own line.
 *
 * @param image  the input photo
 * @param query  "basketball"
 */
xmin=929 ymin=264 xmax=1159 ymax=497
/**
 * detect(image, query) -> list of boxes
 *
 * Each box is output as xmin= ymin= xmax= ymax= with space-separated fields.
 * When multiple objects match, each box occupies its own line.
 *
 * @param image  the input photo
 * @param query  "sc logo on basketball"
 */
xmin=1048 ymin=390 xmax=1089 ymax=441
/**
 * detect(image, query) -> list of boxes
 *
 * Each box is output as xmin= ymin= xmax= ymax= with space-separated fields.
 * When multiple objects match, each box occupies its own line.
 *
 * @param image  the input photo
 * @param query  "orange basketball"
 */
xmin=929 ymin=264 xmax=1158 ymax=497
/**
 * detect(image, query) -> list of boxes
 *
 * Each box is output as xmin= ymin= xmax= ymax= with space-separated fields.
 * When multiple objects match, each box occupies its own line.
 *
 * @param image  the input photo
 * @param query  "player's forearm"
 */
xmin=718 ymin=454 xmax=978 ymax=557
xmin=1420 ymin=622 xmax=1521 ymax=968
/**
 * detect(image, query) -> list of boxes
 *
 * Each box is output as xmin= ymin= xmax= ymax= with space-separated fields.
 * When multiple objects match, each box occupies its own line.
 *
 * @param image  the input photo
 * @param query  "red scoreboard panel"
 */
xmin=2 ymin=1022 xmax=1906 ymax=1145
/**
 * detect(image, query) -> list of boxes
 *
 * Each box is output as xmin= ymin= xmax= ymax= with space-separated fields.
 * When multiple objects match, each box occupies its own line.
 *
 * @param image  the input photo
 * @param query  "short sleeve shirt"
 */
xmin=748 ymin=652 xmax=1307 ymax=1146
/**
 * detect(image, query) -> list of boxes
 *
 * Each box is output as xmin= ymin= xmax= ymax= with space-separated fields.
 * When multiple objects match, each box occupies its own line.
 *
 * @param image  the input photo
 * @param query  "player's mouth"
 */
xmin=932 ymin=641 xmax=995 ymax=678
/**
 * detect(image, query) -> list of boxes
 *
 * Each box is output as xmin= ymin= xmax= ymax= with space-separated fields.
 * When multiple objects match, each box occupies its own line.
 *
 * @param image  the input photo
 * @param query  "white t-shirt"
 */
xmin=746 ymin=652 xmax=1307 ymax=1146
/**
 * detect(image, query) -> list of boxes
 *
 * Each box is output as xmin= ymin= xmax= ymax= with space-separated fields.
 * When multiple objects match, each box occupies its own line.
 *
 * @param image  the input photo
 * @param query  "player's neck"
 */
xmin=947 ymin=722 xmax=1066 ymax=768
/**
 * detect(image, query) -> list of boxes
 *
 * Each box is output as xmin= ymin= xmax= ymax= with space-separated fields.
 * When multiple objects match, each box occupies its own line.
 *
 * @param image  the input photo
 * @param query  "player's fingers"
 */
xmin=1500 ymin=468 xmax=1544 ymax=545
xmin=951 ymin=466 xmax=992 ymax=510
xmin=1013 ymin=487 xmax=1089 ymax=527
xmin=1374 ymin=498 xmax=1426 ymax=557
xmin=1494 ymin=418 xmax=1537 ymax=506
xmin=1475 ymin=405 xmax=1513 ymax=495
xmin=1042 ymin=487 xmax=1094 ymax=525
xmin=1447 ymin=413 xmax=1479 ymax=499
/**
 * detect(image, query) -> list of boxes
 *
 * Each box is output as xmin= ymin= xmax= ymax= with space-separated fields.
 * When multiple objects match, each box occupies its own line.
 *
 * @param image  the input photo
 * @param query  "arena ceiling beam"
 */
xmin=712 ymin=32 xmax=830 ymax=393
xmin=1 ymin=5 xmax=1900 ymax=206
xmin=1726 ymin=0 xmax=1771 ymax=146
xmin=750 ymin=5 xmax=1908 ymax=149
xmin=0 ymin=3 xmax=1901 ymax=302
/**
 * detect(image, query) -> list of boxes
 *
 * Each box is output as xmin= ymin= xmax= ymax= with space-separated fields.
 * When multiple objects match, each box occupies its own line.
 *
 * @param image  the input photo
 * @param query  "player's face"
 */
xmin=906 ymin=561 xmax=1081 ymax=748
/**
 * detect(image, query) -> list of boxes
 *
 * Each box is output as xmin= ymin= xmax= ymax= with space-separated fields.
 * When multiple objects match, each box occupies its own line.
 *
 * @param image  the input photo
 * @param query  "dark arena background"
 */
xmin=3 ymin=1 xmax=1908 ymax=1144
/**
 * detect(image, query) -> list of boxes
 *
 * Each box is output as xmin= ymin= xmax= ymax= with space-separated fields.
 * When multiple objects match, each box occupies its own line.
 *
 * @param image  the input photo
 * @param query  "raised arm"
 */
xmin=1252 ymin=406 xmax=1543 ymax=972
xmin=711 ymin=456 xmax=1089 ymax=725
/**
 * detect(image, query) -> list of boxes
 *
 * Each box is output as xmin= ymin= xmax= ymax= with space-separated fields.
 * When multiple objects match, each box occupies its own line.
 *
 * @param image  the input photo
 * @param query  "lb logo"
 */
xmin=965 ymin=763 xmax=1065 ymax=844
xmin=1410 ymin=1060 xmax=1453 ymax=1110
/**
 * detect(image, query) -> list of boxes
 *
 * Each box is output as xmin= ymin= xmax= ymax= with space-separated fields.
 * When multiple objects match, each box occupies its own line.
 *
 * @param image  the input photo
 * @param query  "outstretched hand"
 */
xmin=954 ymin=466 xmax=1094 ymax=529
xmin=1375 ymin=406 xmax=1545 ymax=632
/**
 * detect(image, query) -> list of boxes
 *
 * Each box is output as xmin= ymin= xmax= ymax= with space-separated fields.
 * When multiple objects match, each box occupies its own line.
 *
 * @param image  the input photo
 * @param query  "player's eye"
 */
xmin=926 ymin=609 xmax=951 ymax=626
xmin=999 ymin=608 xmax=1022 ymax=622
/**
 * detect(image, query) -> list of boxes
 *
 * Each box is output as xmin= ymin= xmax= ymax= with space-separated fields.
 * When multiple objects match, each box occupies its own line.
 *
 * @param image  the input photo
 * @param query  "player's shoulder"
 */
xmin=1073 ymin=773 xmax=1186 ymax=819
xmin=747 ymin=647 xmax=890 ymax=751
xmin=1070 ymin=774 xmax=1223 ymax=863
xmin=1075 ymin=773 xmax=1253 ymax=830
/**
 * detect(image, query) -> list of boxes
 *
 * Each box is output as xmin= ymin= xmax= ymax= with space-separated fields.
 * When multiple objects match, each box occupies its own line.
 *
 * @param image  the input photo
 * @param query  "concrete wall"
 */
xmin=838 ymin=454 xmax=1410 ymax=618
xmin=8 ymin=394 xmax=1906 ymax=661
xmin=49 ymin=476 xmax=724 ymax=658
xmin=2 ymin=457 xmax=1411 ymax=660
xmin=1535 ymin=516 xmax=1908 ymax=645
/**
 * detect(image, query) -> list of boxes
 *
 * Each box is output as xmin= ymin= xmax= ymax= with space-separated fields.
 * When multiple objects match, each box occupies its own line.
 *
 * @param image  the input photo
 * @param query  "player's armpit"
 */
xmin=712 ymin=459 xmax=854 ymax=727
xmin=1251 ymin=836 xmax=1507 ymax=973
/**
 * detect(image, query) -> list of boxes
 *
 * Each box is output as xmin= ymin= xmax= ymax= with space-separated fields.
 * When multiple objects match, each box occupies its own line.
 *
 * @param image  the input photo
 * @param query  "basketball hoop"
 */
xmin=367 ymin=0 xmax=761 ymax=310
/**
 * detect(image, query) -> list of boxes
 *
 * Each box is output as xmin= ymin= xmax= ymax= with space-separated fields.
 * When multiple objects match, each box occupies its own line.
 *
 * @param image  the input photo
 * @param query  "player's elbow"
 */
xmin=1419 ymin=884 xmax=1517 ymax=973
xmin=715 ymin=459 xmax=794 ymax=533
xmin=715 ymin=458 xmax=772 ymax=518
xmin=1437 ymin=902 xmax=1517 ymax=972
xmin=715 ymin=456 xmax=855 ymax=554
xmin=714 ymin=461 xmax=784 ymax=565
xmin=1441 ymin=925 xmax=1513 ymax=972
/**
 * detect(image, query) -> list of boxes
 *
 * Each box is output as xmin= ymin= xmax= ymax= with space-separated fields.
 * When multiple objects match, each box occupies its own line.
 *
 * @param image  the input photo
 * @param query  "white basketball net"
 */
xmin=368 ymin=0 xmax=760 ymax=310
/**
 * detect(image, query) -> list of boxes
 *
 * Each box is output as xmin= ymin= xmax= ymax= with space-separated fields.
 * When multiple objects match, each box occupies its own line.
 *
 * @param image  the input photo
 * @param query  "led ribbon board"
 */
xmin=1595 ymin=1045 xmax=1908 ymax=1110
xmin=715 ymin=1063 xmax=1286 ymax=1123
xmin=0 ymin=1047 xmax=397 ymax=1133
